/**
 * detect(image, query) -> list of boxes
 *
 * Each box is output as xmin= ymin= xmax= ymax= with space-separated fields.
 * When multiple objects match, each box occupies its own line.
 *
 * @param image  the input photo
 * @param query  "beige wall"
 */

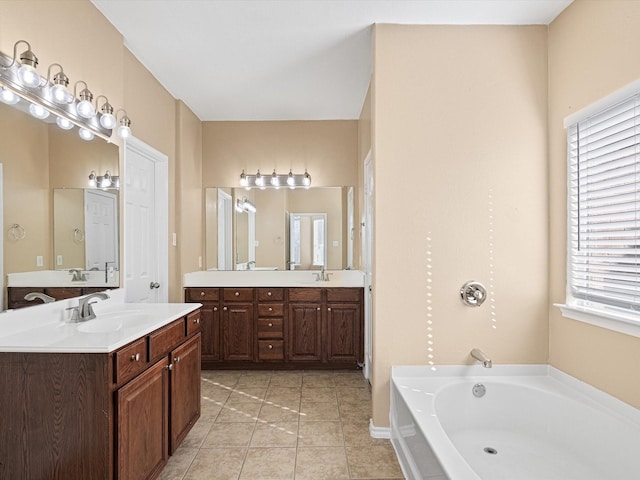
xmin=53 ymin=189 xmax=84 ymax=269
xmin=371 ymin=24 xmax=549 ymax=426
xmin=548 ymin=0 xmax=640 ymax=409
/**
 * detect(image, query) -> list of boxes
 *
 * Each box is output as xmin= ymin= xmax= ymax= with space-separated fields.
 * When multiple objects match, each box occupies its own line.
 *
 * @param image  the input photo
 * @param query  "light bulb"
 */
xmin=78 ymin=128 xmax=94 ymax=141
xmin=28 ymin=103 xmax=49 ymax=119
xmin=51 ymin=84 xmax=71 ymax=104
xmin=99 ymin=171 xmax=112 ymax=188
xmin=271 ymin=170 xmax=279 ymax=187
xmin=303 ymin=170 xmax=311 ymax=187
xmin=255 ymin=170 xmax=263 ymax=187
xmin=287 ymin=170 xmax=295 ymax=186
xmin=100 ymin=112 xmax=116 ymax=129
xmin=240 ymin=170 xmax=248 ymax=187
xmin=56 ymin=116 xmax=74 ymax=130
xmin=17 ymin=65 xmax=41 ymax=88
xmin=117 ymin=124 xmax=131 ymax=139
xmin=88 ymin=171 xmax=97 ymax=187
xmin=0 ymin=88 xmax=20 ymax=105
xmin=76 ymin=99 xmax=95 ymax=119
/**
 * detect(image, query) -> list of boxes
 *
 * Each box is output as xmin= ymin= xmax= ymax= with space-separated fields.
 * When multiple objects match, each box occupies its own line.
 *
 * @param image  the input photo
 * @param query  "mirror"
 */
xmin=1 ymin=95 xmax=120 ymax=309
xmin=205 ymin=186 xmax=354 ymax=271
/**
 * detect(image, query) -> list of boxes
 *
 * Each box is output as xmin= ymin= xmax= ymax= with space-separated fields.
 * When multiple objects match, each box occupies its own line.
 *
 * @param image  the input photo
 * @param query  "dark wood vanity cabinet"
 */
xmin=7 ymin=286 xmax=110 ymax=309
xmin=185 ymin=286 xmax=363 ymax=369
xmin=0 ymin=309 xmax=201 ymax=480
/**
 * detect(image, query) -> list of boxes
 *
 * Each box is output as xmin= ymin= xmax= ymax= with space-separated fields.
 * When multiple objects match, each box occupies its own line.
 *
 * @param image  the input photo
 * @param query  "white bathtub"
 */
xmin=390 ymin=365 xmax=640 ymax=480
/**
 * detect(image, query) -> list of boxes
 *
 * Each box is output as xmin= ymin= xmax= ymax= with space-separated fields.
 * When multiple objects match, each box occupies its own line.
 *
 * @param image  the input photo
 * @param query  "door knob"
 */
xmin=150 ymin=282 xmax=160 ymax=289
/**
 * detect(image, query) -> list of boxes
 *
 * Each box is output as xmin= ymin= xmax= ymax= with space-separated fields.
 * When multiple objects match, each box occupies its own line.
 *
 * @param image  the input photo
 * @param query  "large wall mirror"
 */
xmin=205 ymin=186 xmax=354 ymax=271
xmin=0 ymin=96 xmax=120 ymax=310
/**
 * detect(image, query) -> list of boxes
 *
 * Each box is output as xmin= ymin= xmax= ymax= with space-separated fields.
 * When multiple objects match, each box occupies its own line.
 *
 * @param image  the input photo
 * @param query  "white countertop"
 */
xmin=183 ymin=269 xmax=365 ymax=287
xmin=0 ymin=295 xmax=201 ymax=353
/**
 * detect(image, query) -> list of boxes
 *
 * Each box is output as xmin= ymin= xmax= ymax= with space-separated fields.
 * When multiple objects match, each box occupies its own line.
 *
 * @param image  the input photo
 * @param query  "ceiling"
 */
xmin=91 ymin=0 xmax=573 ymax=121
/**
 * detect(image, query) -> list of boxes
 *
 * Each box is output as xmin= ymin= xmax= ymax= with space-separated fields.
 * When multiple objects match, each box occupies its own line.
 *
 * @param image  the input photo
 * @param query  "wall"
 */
xmin=548 ymin=0 xmax=640 ymax=408
xmin=371 ymin=24 xmax=549 ymax=426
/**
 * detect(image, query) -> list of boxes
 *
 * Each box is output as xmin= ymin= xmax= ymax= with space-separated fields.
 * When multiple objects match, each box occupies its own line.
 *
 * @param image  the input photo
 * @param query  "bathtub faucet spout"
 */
xmin=470 ymin=348 xmax=492 ymax=368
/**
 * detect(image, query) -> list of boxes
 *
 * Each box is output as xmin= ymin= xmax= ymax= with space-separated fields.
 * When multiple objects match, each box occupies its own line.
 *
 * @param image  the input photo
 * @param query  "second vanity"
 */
xmin=184 ymin=270 xmax=365 ymax=370
xmin=0 ymin=296 xmax=202 ymax=480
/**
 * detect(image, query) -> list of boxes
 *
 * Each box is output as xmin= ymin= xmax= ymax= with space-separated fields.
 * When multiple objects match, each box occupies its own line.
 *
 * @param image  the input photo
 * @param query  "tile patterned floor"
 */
xmin=158 ymin=370 xmax=405 ymax=480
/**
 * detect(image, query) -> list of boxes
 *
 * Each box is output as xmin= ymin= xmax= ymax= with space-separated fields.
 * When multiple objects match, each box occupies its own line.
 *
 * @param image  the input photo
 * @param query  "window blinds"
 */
xmin=567 ymin=93 xmax=640 ymax=313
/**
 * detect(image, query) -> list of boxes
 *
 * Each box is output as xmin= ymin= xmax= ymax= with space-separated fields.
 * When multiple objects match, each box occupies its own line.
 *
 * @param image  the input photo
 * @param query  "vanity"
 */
xmin=0 ymin=300 xmax=202 ymax=480
xmin=184 ymin=270 xmax=364 ymax=370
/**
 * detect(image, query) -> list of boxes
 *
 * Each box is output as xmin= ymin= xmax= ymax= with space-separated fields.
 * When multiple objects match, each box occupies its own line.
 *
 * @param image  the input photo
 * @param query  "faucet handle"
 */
xmin=65 ymin=306 xmax=80 ymax=322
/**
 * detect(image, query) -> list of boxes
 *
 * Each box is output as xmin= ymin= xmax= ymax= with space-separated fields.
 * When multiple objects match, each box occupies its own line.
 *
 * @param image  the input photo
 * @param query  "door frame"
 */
xmin=123 ymin=136 xmax=168 ymax=302
xmin=363 ymin=151 xmax=373 ymax=381
xmin=217 ymin=189 xmax=232 ymax=270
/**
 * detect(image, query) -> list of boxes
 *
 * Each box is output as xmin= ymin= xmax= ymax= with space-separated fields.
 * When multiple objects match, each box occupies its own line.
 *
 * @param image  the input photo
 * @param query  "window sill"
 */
xmin=555 ymin=304 xmax=640 ymax=338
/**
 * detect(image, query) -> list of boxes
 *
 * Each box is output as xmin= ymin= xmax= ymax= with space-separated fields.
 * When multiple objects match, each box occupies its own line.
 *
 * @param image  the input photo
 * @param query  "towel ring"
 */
xmin=73 ymin=228 xmax=85 ymax=243
xmin=8 ymin=224 xmax=26 ymax=241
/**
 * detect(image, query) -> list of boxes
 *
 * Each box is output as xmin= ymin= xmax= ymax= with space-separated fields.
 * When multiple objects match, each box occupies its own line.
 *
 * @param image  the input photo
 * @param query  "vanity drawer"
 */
xmin=326 ymin=288 xmax=362 ymax=303
xmin=258 ymin=340 xmax=284 ymax=360
xmin=186 ymin=287 xmax=219 ymax=302
xmin=115 ymin=337 xmax=149 ymax=384
xmin=288 ymin=287 xmax=322 ymax=302
xmin=149 ymin=318 xmax=186 ymax=360
xmin=257 ymin=303 xmax=284 ymax=317
xmin=223 ymin=288 xmax=254 ymax=302
xmin=257 ymin=288 xmax=284 ymax=301
xmin=257 ymin=318 xmax=284 ymax=338
xmin=186 ymin=310 xmax=202 ymax=335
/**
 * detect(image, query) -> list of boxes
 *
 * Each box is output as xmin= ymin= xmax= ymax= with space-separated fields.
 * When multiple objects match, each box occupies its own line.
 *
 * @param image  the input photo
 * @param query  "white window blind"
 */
xmin=567 ymin=93 xmax=640 ymax=315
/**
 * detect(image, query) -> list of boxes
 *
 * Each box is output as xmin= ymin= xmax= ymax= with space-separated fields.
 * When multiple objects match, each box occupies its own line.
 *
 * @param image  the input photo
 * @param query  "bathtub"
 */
xmin=390 ymin=365 xmax=640 ymax=480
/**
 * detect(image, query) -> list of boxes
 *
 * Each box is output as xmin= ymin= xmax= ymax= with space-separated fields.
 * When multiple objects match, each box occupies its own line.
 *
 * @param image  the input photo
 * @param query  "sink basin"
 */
xmin=77 ymin=313 xmax=152 ymax=334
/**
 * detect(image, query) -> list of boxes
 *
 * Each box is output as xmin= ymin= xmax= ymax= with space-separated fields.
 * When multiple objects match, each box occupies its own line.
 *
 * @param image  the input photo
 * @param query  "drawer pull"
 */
xmin=234 ymin=291 xmax=240 ymax=296
xmin=193 ymin=317 xmax=200 ymax=324
xmin=200 ymin=291 xmax=205 ymax=297
xmin=268 ymin=322 xmax=273 ymax=327
xmin=174 ymin=356 xmax=181 ymax=363
xmin=268 ymin=344 xmax=273 ymax=349
xmin=267 ymin=291 xmax=272 ymax=297
xmin=130 ymin=353 xmax=140 ymax=362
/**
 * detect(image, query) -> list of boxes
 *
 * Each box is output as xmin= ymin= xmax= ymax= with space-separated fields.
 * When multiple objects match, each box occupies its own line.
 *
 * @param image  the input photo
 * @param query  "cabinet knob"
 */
xmin=328 ymin=307 xmax=332 ymax=311
xmin=268 ymin=344 xmax=273 ymax=349
xmin=317 ymin=307 xmax=321 ymax=311
xmin=214 ymin=306 xmax=218 ymax=311
xmin=268 ymin=307 xmax=273 ymax=312
xmin=223 ymin=306 xmax=228 ymax=311
xmin=267 ymin=291 xmax=272 ymax=297
xmin=193 ymin=317 xmax=200 ymax=324
xmin=130 ymin=353 xmax=140 ymax=362
xmin=200 ymin=291 xmax=205 ymax=297
xmin=268 ymin=322 xmax=273 ymax=327
xmin=234 ymin=291 xmax=240 ymax=296
xmin=174 ymin=356 xmax=181 ymax=363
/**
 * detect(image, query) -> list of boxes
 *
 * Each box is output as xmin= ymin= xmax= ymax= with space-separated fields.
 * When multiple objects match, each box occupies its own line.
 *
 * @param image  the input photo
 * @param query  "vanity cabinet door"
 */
xmin=170 ymin=333 xmax=201 ymax=453
xmin=288 ymin=303 xmax=322 ymax=361
xmin=117 ymin=357 xmax=169 ymax=480
xmin=221 ymin=302 xmax=254 ymax=361
xmin=200 ymin=304 xmax=221 ymax=362
xmin=326 ymin=302 xmax=362 ymax=364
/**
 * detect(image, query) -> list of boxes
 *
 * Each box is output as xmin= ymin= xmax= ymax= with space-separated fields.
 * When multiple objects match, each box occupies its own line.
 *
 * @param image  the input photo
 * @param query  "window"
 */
xmin=565 ymin=92 xmax=640 ymax=326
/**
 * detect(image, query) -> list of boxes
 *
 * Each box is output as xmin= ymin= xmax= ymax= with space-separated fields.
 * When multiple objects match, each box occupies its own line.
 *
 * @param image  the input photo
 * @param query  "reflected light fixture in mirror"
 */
xmin=236 ymin=198 xmax=256 ymax=213
xmin=0 ymin=39 xmax=133 ymax=141
xmin=240 ymin=169 xmax=312 ymax=189
xmin=89 ymin=170 xmax=120 ymax=189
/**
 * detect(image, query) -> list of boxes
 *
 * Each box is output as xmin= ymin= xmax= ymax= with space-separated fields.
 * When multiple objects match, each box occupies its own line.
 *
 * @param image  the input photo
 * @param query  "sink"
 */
xmin=76 ymin=313 xmax=152 ymax=334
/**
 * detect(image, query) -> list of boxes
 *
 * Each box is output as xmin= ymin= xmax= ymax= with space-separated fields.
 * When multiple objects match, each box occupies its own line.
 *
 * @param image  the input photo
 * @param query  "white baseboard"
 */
xmin=369 ymin=419 xmax=391 ymax=439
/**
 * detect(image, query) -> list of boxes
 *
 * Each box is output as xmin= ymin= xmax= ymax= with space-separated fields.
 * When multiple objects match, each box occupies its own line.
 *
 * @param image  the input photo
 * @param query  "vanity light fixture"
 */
xmin=88 ymin=170 xmax=97 ymax=187
xmin=236 ymin=198 xmax=256 ymax=213
xmin=74 ymin=81 xmax=95 ymax=119
xmin=0 ymin=40 xmax=43 ymax=88
xmin=239 ymin=169 xmax=312 ymax=189
xmin=0 ymin=38 xmax=134 ymax=141
xmin=88 ymin=170 xmax=119 ymax=189
xmin=116 ymin=109 xmax=132 ymax=139
xmin=46 ymin=63 xmax=72 ymax=104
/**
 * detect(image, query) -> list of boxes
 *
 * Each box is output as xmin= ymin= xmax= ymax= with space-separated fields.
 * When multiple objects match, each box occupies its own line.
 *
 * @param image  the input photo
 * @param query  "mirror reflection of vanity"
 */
xmin=1 ymin=95 xmax=120 ymax=310
xmin=205 ymin=186 xmax=354 ymax=271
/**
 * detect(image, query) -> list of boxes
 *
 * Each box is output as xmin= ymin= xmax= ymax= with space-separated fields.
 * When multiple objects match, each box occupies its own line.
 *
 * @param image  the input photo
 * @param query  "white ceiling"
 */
xmin=91 ymin=0 xmax=573 ymax=121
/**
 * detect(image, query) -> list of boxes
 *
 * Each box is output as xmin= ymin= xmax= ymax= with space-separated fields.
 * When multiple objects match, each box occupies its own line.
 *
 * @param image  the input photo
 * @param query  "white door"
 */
xmin=84 ymin=189 xmax=118 ymax=271
xmin=124 ymin=137 xmax=168 ymax=303
xmin=363 ymin=152 xmax=373 ymax=381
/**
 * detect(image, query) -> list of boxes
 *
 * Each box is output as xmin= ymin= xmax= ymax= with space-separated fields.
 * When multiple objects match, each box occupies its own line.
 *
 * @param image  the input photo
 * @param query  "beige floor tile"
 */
xmin=295 ymin=447 xmax=349 ymax=480
xmin=258 ymin=402 xmax=303 ymax=423
xmin=184 ymin=447 xmax=246 ymax=480
xmin=333 ymin=372 xmax=369 ymax=388
xmin=201 ymin=381 xmax=233 ymax=403
xmin=216 ymin=402 xmax=261 ymax=423
xmin=299 ymin=402 xmax=340 ymax=422
xmin=180 ymin=420 xmax=213 ymax=449
xmin=302 ymin=374 xmax=335 ymax=388
xmin=239 ymin=447 xmax=296 ymax=479
xmin=301 ymin=386 xmax=338 ymax=403
xmin=226 ymin=386 xmax=267 ymax=405
xmin=236 ymin=373 xmax=273 ymax=387
xmin=342 ymin=421 xmax=389 ymax=447
xmin=250 ymin=421 xmax=299 ymax=447
xmin=346 ymin=444 xmax=404 ymax=479
xmin=298 ymin=421 xmax=344 ymax=447
xmin=337 ymin=387 xmax=372 ymax=404
xmin=339 ymin=402 xmax=372 ymax=423
xmin=199 ymin=398 xmax=223 ymax=422
xmin=269 ymin=373 xmax=303 ymax=387
xmin=265 ymin=386 xmax=302 ymax=404
xmin=157 ymin=446 xmax=198 ymax=480
xmin=202 ymin=422 xmax=255 ymax=447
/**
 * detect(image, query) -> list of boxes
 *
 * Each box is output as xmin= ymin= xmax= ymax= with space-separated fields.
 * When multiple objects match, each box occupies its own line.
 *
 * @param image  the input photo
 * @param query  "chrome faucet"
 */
xmin=314 ymin=266 xmax=332 ymax=282
xmin=74 ymin=292 xmax=110 ymax=321
xmin=24 ymin=292 xmax=55 ymax=304
xmin=247 ymin=261 xmax=256 ymax=270
xmin=470 ymin=348 xmax=492 ymax=368
xmin=69 ymin=268 xmax=87 ymax=282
